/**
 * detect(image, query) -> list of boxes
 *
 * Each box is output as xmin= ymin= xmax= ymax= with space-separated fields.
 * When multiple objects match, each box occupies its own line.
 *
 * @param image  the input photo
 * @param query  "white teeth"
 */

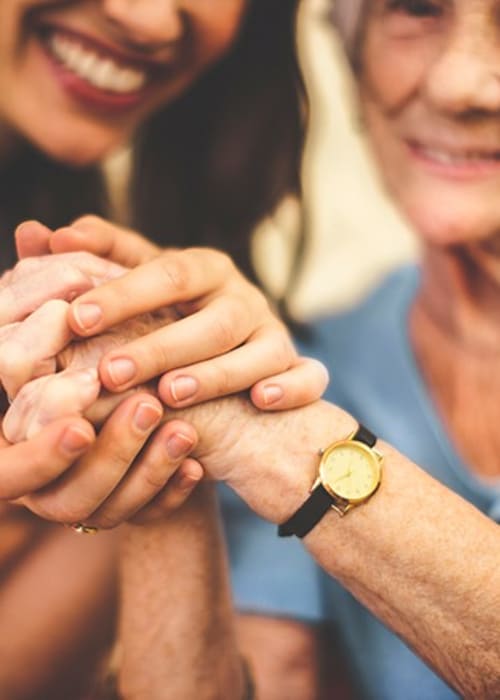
xmin=422 ymin=147 xmax=500 ymax=165
xmin=48 ymin=33 xmax=146 ymax=94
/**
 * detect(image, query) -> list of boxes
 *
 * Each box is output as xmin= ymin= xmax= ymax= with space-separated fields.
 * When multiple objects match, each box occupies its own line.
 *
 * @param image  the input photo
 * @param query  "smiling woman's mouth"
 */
xmin=33 ymin=23 xmax=174 ymax=112
xmin=407 ymin=140 xmax=500 ymax=180
xmin=48 ymin=33 xmax=147 ymax=94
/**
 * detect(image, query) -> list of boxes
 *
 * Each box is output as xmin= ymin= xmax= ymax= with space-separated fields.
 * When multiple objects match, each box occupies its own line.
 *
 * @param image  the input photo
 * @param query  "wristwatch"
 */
xmin=278 ymin=424 xmax=383 ymax=538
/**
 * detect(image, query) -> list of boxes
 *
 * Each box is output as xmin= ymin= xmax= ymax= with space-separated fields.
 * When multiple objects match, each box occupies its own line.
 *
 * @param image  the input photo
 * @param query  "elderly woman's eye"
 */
xmin=387 ymin=0 xmax=442 ymax=17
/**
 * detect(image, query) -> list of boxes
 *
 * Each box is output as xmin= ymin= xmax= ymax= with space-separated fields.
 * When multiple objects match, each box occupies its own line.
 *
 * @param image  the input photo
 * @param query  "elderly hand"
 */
xmin=130 ymin=395 xmax=355 ymax=525
xmin=0 ymin=288 xmax=202 ymax=528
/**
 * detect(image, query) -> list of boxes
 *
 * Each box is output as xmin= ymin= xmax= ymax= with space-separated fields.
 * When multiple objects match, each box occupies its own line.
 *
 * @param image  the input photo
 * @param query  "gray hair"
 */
xmin=330 ymin=0 xmax=366 ymax=57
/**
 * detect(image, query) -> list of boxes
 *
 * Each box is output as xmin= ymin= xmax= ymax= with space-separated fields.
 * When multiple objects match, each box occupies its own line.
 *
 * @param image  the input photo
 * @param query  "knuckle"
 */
xmin=134 ymin=334 xmax=172 ymax=378
xmin=206 ymin=363 xmax=232 ymax=397
xmin=13 ymin=376 xmax=39 ymax=407
xmin=210 ymin=314 xmax=240 ymax=351
xmin=206 ymin=248 xmax=233 ymax=274
xmin=12 ymin=257 xmax=39 ymax=279
xmin=60 ymin=265 xmax=91 ymax=295
xmin=40 ymin=298 xmax=70 ymax=316
xmin=0 ymin=342 xmax=24 ymax=381
xmin=268 ymin=327 xmax=295 ymax=369
xmin=39 ymin=376 xmax=64 ymax=407
xmin=157 ymin=254 xmax=190 ymax=295
xmin=140 ymin=463 xmax=170 ymax=492
xmin=104 ymin=439 xmax=142 ymax=477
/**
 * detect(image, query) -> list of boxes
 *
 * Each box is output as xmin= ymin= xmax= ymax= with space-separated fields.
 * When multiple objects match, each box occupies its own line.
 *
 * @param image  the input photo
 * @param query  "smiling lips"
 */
xmin=49 ymin=33 xmax=147 ymax=94
xmin=39 ymin=25 xmax=172 ymax=111
xmin=407 ymin=140 xmax=500 ymax=179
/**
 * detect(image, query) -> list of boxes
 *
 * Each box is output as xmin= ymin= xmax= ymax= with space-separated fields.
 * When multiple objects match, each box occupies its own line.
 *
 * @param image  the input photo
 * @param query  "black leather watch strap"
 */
xmin=352 ymin=424 xmax=376 ymax=447
xmin=277 ymin=483 xmax=333 ymax=538
xmin=277 ymin=424 xmax=376 ymax=538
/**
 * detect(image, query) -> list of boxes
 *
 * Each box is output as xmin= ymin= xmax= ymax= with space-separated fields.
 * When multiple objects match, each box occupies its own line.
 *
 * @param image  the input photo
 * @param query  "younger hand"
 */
xmin=16 ymin=218 xmax=329 ymax=412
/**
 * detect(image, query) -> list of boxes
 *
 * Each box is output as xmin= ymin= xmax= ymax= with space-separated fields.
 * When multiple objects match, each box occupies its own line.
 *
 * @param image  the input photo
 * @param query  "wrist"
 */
xmin=225 ymin=401 xmax=357 ymax=525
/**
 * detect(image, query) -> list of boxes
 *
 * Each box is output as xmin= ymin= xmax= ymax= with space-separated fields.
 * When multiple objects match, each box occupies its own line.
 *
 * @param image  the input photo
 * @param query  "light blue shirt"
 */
xmin=219 ymin=265 xmax=500 ymax=700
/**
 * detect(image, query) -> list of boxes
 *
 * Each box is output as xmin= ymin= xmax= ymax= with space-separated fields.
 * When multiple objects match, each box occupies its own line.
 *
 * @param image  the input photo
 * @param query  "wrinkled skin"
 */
xmin=0 ymin=251 xmax=179 ymax=441
xmin=2 ymin=300 xmax=179 ymax=442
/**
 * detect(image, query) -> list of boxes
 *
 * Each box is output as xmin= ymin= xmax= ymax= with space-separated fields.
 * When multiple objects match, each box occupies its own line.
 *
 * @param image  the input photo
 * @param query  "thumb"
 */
xmin=15 ymin=221 xmax=53 ymax=259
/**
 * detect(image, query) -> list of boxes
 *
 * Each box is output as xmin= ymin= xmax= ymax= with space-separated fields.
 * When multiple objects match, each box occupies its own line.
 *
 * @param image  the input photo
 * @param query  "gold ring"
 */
xmin=70 ymin=522 xmax=99 ymax=535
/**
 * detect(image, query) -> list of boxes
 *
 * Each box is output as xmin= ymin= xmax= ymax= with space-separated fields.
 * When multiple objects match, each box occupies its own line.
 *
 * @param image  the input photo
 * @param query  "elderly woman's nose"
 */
xmin=102 ymin=0 xmax=184 ymax=49
xmin=425 ymin=19 xmax=500 ymax=114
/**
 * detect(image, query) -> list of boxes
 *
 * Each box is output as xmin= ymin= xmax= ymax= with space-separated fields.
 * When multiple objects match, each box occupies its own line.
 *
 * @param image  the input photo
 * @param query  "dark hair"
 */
xmin=0 ymin=147 xmax=107 ymax=271
xmin=0 ymin=0 xmax=305 ymax=301
xmin=131 ymin=0 xmax=304 ymax=289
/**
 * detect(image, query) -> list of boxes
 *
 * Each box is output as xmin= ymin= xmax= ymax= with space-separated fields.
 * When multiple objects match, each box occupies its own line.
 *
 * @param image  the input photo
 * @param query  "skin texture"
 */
xmin=116 ymin=396 xmax=500 ymax=699
xmin=0 ymin=0 xmax=247 ymax=164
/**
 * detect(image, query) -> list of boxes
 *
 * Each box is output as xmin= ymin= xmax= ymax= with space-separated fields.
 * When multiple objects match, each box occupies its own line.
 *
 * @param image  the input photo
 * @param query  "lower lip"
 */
xmin=38 ymin=37 xmax=155 ymax=114
xmin=406 ymin=141 xmax=500 ymax=182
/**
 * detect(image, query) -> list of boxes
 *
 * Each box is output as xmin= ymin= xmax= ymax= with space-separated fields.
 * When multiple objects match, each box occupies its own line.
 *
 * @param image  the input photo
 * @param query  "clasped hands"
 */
xmin=0 ymin=216 xmax=328 ymax=529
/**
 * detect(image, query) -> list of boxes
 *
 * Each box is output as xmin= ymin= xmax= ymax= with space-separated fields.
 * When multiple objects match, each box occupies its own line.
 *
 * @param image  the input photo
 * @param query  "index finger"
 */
xmin=68 ymin=248 xmax=233 ymax=336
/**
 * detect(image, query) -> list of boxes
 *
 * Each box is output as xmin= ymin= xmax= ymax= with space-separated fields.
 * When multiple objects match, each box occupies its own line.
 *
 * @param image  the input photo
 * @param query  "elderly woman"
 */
xmin=2 ymin=0 xmax=500 ymax=698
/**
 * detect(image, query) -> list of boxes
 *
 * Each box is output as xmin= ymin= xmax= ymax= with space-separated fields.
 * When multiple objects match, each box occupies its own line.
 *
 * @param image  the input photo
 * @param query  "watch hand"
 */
xmin=334 ymin=470 xmax=352 ymax=484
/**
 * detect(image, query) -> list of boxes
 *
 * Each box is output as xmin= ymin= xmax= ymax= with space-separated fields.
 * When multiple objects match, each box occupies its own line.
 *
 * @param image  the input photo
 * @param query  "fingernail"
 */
xmin=166 ymin=433 xmax=194 ymax=460
xmin=262 ymin=384 xmax=284 ymax=406
xmin=61 ymin=426 xmax=93 ymax=454
xmin=73 ymin=303 xmax=103 ymax=331
xmin=170 ymin=376 xmax=198 ymax=403
xmin=133 ymin=402 xmax=162 ymax=432
xmin=107 ymin=358 xmax=137 ymax=386
xmin=178 ymin=472 xmax=202 ymax=490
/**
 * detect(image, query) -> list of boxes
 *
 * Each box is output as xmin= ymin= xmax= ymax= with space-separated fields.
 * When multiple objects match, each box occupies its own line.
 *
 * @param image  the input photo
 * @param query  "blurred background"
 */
xmin=254 ymin=0 xmax=418 ymax=318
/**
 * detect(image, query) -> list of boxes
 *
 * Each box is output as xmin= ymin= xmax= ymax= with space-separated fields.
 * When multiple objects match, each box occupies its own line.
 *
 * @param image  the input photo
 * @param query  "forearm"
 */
xmin=0 ymin=525 xmax=117 ymax=700
xmin=186 ymin=398 xmax=500 ymax=698
xmin=305 ymin=425 xmax=500 ymax=699
xmin=117 ymin=483 xmax=244 ymax=700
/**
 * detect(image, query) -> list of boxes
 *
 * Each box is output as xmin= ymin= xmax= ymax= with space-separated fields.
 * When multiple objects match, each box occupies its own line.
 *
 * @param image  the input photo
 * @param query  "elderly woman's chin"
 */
xmin=399 ymin=188 xmax=500 ymax=249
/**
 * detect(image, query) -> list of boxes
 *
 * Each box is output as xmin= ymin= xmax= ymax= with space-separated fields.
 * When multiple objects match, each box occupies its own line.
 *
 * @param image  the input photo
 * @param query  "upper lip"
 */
xmin=408 ymin=138 xmax=500 ymax=157
xmin=37 ymin=21 xmax=175 ymax=74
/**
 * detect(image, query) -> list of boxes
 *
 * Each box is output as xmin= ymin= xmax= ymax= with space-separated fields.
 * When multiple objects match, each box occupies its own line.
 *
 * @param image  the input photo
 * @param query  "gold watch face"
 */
xmin=319 ymin=440 xmax=382 ymax=503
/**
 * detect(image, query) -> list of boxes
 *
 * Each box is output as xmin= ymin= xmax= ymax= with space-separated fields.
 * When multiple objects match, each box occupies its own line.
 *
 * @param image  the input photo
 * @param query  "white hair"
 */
xmin=331 ymin=0 xmax=365 ymax=56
